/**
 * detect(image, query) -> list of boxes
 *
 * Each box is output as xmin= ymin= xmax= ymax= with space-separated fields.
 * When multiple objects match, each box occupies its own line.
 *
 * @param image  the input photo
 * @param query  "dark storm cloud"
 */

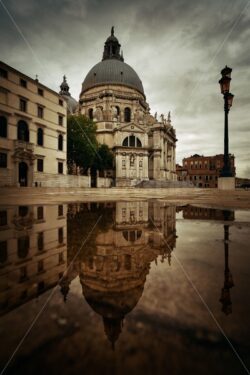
xmin=0 ymin=0 xmax=249 ymax=176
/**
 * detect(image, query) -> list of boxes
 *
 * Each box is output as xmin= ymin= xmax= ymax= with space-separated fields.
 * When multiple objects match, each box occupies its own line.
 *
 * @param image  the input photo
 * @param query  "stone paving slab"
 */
xmin=0 ymin=187 xmax=250 ymax=209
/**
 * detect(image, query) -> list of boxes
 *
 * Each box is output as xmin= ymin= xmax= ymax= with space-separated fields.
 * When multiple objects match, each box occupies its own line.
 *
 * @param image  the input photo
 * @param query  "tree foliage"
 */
xmin=67 ymin=114 xmax=114 ymax=173
xmin=67 ymin=114 xmax=97 ymax=173
xmin=93 ymin=144 xmax=114 ymax=171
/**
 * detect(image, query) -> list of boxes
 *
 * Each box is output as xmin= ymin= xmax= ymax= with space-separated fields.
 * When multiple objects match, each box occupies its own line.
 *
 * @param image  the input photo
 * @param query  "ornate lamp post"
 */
xmin=219 ymin=223 xmax=234 ymax=315
xmin=218 ymin=66 xmax=234 ymax=177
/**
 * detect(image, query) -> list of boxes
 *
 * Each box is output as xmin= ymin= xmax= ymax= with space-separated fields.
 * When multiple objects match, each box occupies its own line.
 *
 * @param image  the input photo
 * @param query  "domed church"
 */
xmin=79 ymin=27 xmax=177 ymax=186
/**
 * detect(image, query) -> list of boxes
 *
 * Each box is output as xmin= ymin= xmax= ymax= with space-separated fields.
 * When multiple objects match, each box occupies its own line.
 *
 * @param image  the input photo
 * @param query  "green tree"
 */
xmin=93 ymin=144 xmax=114 ymax=171
xmin=67 ymin=114 xmax=97 ymax=173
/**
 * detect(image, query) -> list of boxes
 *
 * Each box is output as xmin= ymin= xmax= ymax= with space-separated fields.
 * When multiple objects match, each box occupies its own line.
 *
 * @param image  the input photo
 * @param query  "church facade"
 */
xmin=77 ymin=28 xmax=177 ymax=186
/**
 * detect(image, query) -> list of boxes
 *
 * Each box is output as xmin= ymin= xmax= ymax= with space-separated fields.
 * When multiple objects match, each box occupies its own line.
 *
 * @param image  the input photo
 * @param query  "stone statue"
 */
xmin=154 ymin=112 xmax=157 ymax=120
xmin=160 ymin=114 xmax=165 ymax=123
xmin=137 ymin=109 xmax=144 ymax=122
xmin=111 ymin=106 xmax=118 ymax=120
xmin=94 ymin=107 xmax=103 ymax=121
xmin=167 ymin=111 xmax=171 ymax=123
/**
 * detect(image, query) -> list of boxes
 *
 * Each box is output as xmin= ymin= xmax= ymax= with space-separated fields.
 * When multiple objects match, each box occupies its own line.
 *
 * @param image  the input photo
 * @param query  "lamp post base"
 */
xmin=218 ymin=177 xmax=235 ymax=190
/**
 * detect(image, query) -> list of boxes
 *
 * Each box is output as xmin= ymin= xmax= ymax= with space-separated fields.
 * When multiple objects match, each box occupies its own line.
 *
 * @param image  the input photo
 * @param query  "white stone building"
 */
xmin=79 ymin=28 xmax=177 ymax=186
xmin=0 ymin=62 xmax=89 ymax=188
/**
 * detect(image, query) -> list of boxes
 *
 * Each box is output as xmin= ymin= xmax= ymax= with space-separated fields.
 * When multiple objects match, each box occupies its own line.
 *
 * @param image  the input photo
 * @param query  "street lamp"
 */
xmin=219 ymin=66 xmax=234 ymax=177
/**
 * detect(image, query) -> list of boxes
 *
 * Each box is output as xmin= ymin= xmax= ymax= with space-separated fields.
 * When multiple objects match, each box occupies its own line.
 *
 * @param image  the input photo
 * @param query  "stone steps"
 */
xmin=136 ymin=180 xmax=194 ymax=188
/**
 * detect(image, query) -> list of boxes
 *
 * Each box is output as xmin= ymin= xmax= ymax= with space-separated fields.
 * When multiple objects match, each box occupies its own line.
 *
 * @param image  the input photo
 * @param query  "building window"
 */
xmin=38 ymin=88 xmax=44 ymax=96
xmin=37 ymin=206 xmax=44 ymax=220
xmin=139 ymin=160 xmax=143 ymax=167
xmin=0 ymin=68 xmax=8 ymax=78
xmin=124 ymin=107 xmax=131 ymax=122
xmin=58 ymin=205 xmax=63 ymax=216
xmin=59 ymin=99 xmax=63 ymax=106
xmin=37 ymin=158 xmax=44 ymax=172
xmin=0 ymin=211 xmax=7 ymax=226
xmin=0 ymin=152 xmax=7 ymax=168
xmin=37 ymin=281 xmax=45 ymax=293
xmin=37 ymin=232 xmax=44 ymax=251
xmin=0 ymin=116 xmax=7 ymax=137
xmin=122 ymin=159 xmax=126 ymax=167
xmin=88 ymin=108 xmax=93 ymax=120
xmin=17 ymin=236 xmax=29 ymax=258
xmin=37 ymin=260 xmax=44 ymax=273
xmin=58 ymin=252 xmax=64 ymax=264
xmin=17 ymin=120 xmax=29 ymax=142
xmin=58 ymin=227 xmax=63 ymax=244
xmin=58 ymin=115 xmax=63 ymax=126
xmin=19 ymin=206 xmax=28 ymax=217
xmin=37 ymin=128 xmax=44 ymax=146
xmin=19 ymin=98 xmax=27 ymax=112
xmin=122 ymin=136 xmax=142 ymax=147
xmin=37 ymin=105 xmax=44 ymax=119
xmin=58 ymin=162 xmax=63 ymax=174
xmin=0 ymin=241 xmax=7 ymax=263
xmin=19 ymin=266 xmax=28 ymax=282
xmin=20 ymin=79 xmax=27 ymax=88
xmin=58 ymin=134 xmax=63 ymax=150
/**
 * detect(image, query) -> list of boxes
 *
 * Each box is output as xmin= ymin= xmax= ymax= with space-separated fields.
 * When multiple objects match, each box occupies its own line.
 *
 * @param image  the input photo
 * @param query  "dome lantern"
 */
xmin=102 ymin=26 xmax=124 ymax=62
xmin=59 ymin=75 xmax=70 ymax=96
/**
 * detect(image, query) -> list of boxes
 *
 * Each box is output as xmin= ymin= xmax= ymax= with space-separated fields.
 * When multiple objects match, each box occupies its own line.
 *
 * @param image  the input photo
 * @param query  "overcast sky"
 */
xmin=0 ymin=0 xmax=249 ymax=177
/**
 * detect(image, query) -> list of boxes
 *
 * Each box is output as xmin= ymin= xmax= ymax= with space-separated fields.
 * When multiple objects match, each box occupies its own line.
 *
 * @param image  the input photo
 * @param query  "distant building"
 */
xmin=176 ymin=154 xmax=235 ymax=188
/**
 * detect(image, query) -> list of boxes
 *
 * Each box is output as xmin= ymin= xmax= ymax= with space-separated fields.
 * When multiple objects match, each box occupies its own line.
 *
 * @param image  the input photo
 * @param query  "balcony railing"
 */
xmin=14 ymin=140 xmax=34 ymax=152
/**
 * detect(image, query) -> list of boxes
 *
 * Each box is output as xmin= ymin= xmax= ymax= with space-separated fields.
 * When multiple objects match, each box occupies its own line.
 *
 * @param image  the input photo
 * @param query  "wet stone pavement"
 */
xmin=0 ymin=201 xmax=250 ymax=375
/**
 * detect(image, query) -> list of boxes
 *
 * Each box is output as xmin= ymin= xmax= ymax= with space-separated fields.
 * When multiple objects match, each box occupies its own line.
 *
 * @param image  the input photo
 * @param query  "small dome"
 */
xmin=59 ymin=75 xmax=78 ymax=113
xmin=81 ymin=59 xmax=144 ymax=96
xmin=62 ymin=94 xmax=78 ymax=114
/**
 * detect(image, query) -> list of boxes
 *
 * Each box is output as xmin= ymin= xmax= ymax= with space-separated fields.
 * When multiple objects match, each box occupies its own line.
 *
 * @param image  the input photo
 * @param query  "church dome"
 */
xmin=81 ymin=27 xmax=144 ymax=96
xmin=81 ymin=59 xmax=144 ymax=96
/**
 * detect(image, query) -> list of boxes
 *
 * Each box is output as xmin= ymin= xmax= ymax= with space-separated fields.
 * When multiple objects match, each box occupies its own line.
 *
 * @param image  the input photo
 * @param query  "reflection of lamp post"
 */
xmin=218 ymin=66 xmax=234 ymax=178
xmin=219 ymin=223 xmax=234 ymax=315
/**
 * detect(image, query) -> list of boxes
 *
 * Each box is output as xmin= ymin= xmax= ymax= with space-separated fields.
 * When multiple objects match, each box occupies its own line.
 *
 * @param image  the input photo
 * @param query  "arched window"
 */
xmin=122 ymin=136 xmax=142 ymax=147
xmin=37 ymin=128 xmax=43 ymax=146
xmin=58 ymin=134 xmax=63 ymax=151
xmin=124 ymin=107 xmax=131 ymax=122
xmin=0 ymin=116 xmax=7 ymax=138
xmin=17 ymin=120 xmax=29 ymax=142
xmin=88 ymin=108 xmax=93 ymax=120
xmin=123 ymin=230 xmax=142 ymax=242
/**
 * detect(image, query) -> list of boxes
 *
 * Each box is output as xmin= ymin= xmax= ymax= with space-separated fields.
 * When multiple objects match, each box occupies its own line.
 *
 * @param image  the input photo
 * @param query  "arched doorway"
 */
xmin=19 ymin=162 xmax=28 ymax=186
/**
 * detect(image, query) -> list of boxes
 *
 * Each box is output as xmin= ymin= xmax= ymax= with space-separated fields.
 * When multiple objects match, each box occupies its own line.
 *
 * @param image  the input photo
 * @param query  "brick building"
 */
xmin=176 ymin=154 xmax=235 ymax=188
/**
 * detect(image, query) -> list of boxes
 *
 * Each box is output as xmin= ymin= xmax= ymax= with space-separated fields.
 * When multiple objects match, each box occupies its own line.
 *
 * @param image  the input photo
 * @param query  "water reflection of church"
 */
xmin=0 ymin=203 xmax=235 ymax=349
xmin=62 ymin=201 xmax=176 ymax=348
